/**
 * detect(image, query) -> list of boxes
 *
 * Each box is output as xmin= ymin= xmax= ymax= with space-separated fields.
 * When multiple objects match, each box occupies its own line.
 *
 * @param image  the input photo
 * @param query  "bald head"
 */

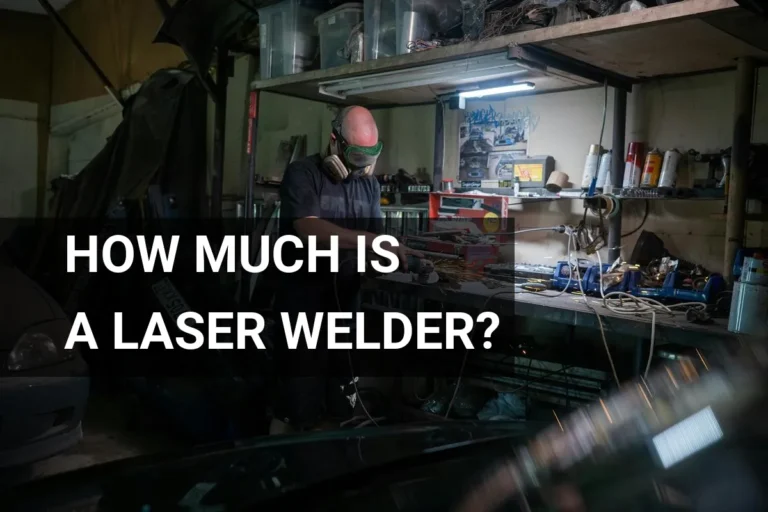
xmin=335 ymin=106 xmax=378 ymax=147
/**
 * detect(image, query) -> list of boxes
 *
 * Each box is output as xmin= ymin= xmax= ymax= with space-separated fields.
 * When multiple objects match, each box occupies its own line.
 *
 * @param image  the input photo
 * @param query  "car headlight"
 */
xmin=7 ymin=333 xmax=70 ymax=371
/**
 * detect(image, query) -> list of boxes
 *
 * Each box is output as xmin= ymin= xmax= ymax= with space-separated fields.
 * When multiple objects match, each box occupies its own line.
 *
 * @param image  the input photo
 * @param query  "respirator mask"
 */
xmin=322 ymin=114 xmax=383 ymax=182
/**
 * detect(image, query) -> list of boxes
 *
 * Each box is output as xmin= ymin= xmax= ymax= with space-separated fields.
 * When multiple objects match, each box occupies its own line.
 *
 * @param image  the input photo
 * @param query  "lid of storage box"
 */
xmin=314 ymin=3 xmax=363 ymax=25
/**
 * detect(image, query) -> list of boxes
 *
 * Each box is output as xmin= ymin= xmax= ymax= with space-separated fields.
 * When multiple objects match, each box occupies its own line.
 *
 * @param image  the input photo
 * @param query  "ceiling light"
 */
xmin=318 ymin=53 xmax=530 ymax=99
xmin=459 ymin=82 xmax=535 ymax=98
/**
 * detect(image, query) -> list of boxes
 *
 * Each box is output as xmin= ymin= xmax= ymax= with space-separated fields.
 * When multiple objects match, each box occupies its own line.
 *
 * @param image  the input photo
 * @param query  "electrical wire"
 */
xmin=444 ymin=229 xmax=578 ymax=418
xmin=572 ymin=251 xmax=621 ymax=388
xmin=334 ymin=267 xmax=379 ymax=427
xmin=598 ymin=79 xmax=608 ymax=151
xmin=621 ymin=200 xmax=650 ymax=238
xmin=593 ymin=251 xmax=706 ymax=378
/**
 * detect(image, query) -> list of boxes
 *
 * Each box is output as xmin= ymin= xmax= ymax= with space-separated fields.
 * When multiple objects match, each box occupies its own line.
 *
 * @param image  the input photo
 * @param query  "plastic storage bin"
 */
xmin=315 ymin=4 xmax=364 ymax=69
xmin=364 ymin=0 xmax=462 ymax=60
xmin=258 ymin=0 xmax=323 ymax=79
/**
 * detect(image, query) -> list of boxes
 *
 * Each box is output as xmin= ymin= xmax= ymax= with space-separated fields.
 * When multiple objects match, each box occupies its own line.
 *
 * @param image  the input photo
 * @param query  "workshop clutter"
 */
xmin=258 ymin=0 xmax=324 ymax=78
xmin=258 ymin=0 xmax=645 ymax=77
xmin=315 ymin=3 xmax=364 ymax=68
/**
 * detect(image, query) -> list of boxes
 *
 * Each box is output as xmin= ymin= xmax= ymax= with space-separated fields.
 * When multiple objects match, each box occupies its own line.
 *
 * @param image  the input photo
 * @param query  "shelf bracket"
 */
xmin=508 ymin=45 xmax=634 ymax=92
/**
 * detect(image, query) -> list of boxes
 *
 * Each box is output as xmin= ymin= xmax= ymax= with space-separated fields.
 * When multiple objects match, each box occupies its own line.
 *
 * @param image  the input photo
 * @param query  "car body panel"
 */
xmin=0 ymin=257 xmax=89 ymax=468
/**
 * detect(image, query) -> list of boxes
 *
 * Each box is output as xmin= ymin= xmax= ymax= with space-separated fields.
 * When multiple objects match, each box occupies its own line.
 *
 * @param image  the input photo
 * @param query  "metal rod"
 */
xmin=37 ymin=0 xmax=124 ymax=108
xmin=211 ymin=49 xmax=229 ymax=218
xmin=240 ymin=90 xmax=259 ymax=305
xmin=724 ymin=57 xmax=756 ymax=284
xmin=608 ymin=88 xmax=627 ymax=261
xmin=432 ymin=100 xmax=445 ymax=190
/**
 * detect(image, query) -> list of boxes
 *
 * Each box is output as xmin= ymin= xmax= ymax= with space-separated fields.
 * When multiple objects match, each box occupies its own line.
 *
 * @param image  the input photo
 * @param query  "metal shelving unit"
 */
xmin=245 ymin=0 xmax=766 ymax=268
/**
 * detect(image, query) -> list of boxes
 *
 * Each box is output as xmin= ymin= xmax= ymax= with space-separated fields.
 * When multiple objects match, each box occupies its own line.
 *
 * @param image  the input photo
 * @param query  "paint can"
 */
xmin=441 ymin=179 xmax=454 ymax=193
xmin=741 ymin=257 xmax=768 ymax=285
xmin=658 ymin=149 xmax=681 ymax=188
xmin=728 ymin=281 xmax=768 ymax=337
xmin=596 ymin=150 xmax=613 ymax=188
xmin=640 ymin=148 xmax=663 ymax=187
xmin=622 ymin=142 xmax=645 ymax=188
xmin=581 ymin=144 xmax=602 ymax=189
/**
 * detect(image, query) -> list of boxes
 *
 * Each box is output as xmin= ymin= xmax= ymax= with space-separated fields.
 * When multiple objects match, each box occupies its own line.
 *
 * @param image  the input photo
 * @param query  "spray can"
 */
xmin=658 ymin=149 xmax=681 ymax=188
xmin=622 ymin=142 xmax=645 ymax=188
xmin=581 ymin=144 xmax=602 ymax=189
xmin=596 ymin=150 xmax=613 ymax=188
xmin=640 ymin=148 xmax=663 ymax=187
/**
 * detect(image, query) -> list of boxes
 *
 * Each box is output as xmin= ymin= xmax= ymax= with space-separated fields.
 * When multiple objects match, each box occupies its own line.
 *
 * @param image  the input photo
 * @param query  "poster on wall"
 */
xmin=459 ymin=104 xmax=534 ymax=182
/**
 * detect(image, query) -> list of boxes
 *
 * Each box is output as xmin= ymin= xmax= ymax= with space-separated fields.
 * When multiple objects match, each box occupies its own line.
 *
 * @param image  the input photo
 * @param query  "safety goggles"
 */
xmin=332 ymin=128 xmax=383 ymax=169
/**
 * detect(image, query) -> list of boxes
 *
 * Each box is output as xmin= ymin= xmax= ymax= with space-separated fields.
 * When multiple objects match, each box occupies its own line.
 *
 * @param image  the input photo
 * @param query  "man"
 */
xmin=271 ymin=105 xmax=415 ymax=434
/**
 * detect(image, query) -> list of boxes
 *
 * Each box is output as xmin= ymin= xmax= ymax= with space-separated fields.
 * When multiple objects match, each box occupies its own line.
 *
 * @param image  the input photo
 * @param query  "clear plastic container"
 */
xmin=315 ymin=3 xmax=364 ymax=69
xmin=365 ymin=0 xmax=398 ymax=60
xmin=364 ymin=0 xmax=462 ymax=60
xmin=258 ymin=0 xmax=323 ymax=79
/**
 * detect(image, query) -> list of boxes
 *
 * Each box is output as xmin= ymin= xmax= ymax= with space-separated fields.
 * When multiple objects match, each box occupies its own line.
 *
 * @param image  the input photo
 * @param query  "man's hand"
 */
xmin=396 ymin=244 xmax=424 ymax=272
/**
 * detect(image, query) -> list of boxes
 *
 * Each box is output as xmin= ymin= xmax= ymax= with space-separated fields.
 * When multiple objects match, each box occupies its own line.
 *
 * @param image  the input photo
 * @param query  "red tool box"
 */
xmin=427 ymin=192 xmax=510 ymax=235
xmin=402 ymin=192 xmax=512 ymax=269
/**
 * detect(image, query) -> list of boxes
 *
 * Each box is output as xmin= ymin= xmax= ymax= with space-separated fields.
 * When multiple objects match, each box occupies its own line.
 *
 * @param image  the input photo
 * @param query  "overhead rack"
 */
xmin=250 ymin=0 xmax=768 ymax=107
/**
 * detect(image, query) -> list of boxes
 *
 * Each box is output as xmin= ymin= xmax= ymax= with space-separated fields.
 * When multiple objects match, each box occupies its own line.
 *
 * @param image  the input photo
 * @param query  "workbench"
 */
xmin=366 ymin=274 xmax=736 ymax=354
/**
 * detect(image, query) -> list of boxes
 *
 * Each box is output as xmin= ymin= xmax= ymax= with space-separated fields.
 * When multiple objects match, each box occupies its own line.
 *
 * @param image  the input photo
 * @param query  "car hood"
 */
xmin=5 ymin=421 xmax=538 ymax=511
xmin=0 ymin=261 xmax=66 ymax=345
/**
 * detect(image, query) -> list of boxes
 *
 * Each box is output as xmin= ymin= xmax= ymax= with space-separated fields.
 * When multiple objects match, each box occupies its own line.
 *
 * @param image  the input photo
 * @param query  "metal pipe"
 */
xmin=211 ymin=49 xmax=230 ymax=218
xmin=608 ymin=88 xmax=627 ymax=261
xmin=432 ymin=100 xmax=445 ymax=190
xmin=724 ymin=57 xmax=756 ymax=284
xmin=37 ymin=0 xmax=124 ymax=108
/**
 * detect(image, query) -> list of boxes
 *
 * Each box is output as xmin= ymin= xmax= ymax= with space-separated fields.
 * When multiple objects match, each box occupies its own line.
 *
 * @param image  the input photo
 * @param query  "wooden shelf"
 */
xmin=251 ymin=0 xmax=767 ymax=106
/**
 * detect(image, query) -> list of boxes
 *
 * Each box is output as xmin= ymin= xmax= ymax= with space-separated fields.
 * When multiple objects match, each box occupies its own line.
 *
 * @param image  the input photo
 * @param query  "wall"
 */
xmin=254 ymin=94 xmax=435 ymax=179
xmin=51 ymin=0 xmax=185 ymax=105
xmin=47 ymin=94 xmax=125 ymax=189
xmin=0 ymin=9 xmax=52 ymax=219
xmin=0 ymin=99 xmax=39 ymax=218
xmin=446 ymin=70 xmax=768 ymax=273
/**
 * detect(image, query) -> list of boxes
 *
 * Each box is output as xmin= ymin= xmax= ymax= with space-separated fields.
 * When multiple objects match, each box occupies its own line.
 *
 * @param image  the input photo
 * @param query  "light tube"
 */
xmin=458 ymin=82 xmax=536 ymax=98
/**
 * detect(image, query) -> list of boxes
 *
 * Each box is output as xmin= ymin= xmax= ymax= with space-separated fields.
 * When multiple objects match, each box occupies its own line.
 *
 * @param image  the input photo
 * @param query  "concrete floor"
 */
xmin=4 ymin=391 xmax=183 ymax=488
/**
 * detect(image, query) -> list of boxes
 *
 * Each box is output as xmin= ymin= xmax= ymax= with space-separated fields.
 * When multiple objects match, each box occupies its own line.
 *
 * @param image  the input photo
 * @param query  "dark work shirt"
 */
xmin=275 ymin=154 xmax=382 ymax=313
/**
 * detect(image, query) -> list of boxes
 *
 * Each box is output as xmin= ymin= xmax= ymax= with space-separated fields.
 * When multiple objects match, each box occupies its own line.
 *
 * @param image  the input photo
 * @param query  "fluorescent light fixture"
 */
xmin=459 ymin=82 xmax=535 ymax=98
xmin=318 ymin=53 xmax=529 ymax=99
xmin=652 ymin=406 xmax=723 ymax=469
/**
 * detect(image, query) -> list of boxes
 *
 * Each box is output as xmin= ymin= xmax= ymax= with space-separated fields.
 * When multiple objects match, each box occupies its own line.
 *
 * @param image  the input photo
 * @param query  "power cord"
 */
xmin=593 ymin=251 xmax=706 ymax=379
xmin=621 ymin=200 xmax=650 ymax=238
xmin=444 ymin=228 xmax=579 ymax=418
xmin=334 ymin=263 xmax=379 ymax=427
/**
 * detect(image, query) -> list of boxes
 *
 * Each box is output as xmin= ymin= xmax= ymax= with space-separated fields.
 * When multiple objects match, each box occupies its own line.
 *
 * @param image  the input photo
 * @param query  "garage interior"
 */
xmin=2 ymin=0 xmax=768 ymax=510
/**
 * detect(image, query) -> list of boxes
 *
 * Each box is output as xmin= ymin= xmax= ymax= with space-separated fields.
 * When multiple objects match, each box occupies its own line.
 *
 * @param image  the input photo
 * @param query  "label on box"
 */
xmin=328 ymin=15 xmax=336 ymax=24
xmin=460 ymin=181 xmax=481 ymax=189
xmin=481 ymin=180 xmax=499 ymax=188
xmin=260 ymin=24 xmax=267 ymax=48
